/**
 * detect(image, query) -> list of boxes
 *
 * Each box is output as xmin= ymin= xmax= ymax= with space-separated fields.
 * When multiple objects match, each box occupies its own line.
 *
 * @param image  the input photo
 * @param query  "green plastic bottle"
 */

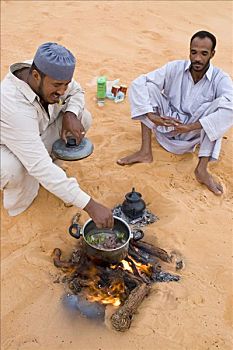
xmin=97 ymin=76 xmax=106 ymax=106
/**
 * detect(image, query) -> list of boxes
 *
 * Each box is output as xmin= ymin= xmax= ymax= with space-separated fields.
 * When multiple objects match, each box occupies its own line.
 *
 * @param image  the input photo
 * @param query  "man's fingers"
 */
xmin=164 ymin=121 xmax=181 ymax=127
xmin=61 ymin=130 xmax=67 ymax=143
xmin=161 ymin=116 xmax=183 ymax=124
xmin=108 ymin=215 xmax=114 ymax=229
xmin=68 ymin=129 xmax=83 ymax=145
xmin=163 ymin=122 xmax=174 ymax=126
xmin=95 ymin=214 xmax=113 ymax=229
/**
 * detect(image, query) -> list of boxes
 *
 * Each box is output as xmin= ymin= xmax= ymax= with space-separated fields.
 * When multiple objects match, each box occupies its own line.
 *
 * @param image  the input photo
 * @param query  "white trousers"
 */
xmin=0 ymin=109 xmax=92 ymax=216
xmin=138 ymin=84 xmax=222 ymax=160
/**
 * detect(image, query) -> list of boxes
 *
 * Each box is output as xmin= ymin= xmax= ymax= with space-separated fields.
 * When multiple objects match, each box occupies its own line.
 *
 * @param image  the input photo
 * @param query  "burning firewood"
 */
xmin=130 ymin=240 xmax=172 ymax=262
xmin=52 ymin=248 xmax=75 ymax=269
xmin=110 ymin=283 xmax=151 ymax=332
xmin=52 ymin=237 xmax=182 ymax=331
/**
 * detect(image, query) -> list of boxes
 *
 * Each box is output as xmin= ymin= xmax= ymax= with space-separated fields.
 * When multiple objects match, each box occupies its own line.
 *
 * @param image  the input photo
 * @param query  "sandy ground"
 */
xmin=1 ymin=1 xmax=233 ymax=349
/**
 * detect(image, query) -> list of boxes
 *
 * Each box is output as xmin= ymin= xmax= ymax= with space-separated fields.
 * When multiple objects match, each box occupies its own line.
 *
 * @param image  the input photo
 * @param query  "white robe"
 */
xmin=129 ymin=60 xmax=233 ymax=160
xmin=1 ymin=61 xmax=92 ymax=216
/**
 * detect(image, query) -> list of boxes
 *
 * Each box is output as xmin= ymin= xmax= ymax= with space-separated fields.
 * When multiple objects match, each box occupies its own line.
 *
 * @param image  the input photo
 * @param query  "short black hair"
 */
xmin=29 ymin=61 xmax=46 ymax=79
xmin=190 ymin=31 xmax=216 ymax=50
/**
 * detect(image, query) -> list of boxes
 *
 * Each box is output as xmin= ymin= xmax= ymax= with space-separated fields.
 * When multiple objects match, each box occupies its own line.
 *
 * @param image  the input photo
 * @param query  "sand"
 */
xmin=1 ymin=1 xmax=233 ymax=349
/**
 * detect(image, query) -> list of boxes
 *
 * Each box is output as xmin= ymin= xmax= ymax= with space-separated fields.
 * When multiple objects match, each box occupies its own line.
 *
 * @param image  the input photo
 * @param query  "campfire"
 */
xmin=53 ymin=191 xmax=183 ymax=331
xmin=52 ymin=211 xmax=182 ymax=331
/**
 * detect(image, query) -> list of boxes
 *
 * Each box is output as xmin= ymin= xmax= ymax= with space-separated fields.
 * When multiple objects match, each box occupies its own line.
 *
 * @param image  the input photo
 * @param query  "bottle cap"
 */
xmin=97 ymin=76 xmax=107 ymax=83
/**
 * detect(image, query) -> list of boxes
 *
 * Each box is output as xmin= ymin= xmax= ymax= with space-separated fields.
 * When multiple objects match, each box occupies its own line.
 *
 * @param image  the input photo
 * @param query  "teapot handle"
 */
xmin=69 ymin=223 xmax=82 ymax=239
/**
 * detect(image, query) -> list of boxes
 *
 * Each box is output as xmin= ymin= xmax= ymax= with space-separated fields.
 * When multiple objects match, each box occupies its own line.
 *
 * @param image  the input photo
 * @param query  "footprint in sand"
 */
xmin=141 ymin=30 xmax=162 ymax=41
xmin=41 ymin=11 xmax=49 ymax=16
xmin=55 ymin=36 xmax=63 ymax=42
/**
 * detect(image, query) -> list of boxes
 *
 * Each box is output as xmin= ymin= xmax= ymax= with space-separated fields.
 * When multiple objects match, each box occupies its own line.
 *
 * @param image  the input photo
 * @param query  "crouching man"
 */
xmin=1 ymin=42 xmax=113 ymax=228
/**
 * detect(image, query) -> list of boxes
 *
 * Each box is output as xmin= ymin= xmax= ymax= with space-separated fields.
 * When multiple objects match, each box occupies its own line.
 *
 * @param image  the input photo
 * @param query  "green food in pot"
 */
xmin=86 ymin=231 xmax=127 ymax=250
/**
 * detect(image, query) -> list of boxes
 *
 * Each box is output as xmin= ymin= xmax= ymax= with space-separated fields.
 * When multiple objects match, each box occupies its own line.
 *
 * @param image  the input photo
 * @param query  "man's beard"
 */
xmin=191 ymin=59 xmax=210 ymax=72
xmin=37 ymin=79 xmax=47 ymax=103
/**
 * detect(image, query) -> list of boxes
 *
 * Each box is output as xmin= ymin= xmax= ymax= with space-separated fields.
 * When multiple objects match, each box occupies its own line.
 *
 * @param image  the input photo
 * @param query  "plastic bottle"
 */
xmin=97 ymin=76 xmax=107 ymax=107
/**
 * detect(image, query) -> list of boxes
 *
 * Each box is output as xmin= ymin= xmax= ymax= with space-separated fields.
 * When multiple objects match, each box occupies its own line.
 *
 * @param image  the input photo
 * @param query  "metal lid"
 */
xmin=52 ymin=137 xmax=94 ymax=161
xmin=125 ymin=187 xmax=142 ymax=202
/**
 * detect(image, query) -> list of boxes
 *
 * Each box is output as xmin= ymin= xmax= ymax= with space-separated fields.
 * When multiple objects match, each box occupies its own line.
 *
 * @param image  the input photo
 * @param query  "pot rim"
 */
xmin=82 ymin=215 xmax=132 ymax=252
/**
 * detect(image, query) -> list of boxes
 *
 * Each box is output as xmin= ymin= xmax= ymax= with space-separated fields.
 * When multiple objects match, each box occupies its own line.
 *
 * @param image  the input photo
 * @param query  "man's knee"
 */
xmin=146 ymin=83 xmax=169 ymax=115
xmin=81 ymin=109 xmax=92 ymax=132
xmin=0 ymin=147 xmax=26 ymax=189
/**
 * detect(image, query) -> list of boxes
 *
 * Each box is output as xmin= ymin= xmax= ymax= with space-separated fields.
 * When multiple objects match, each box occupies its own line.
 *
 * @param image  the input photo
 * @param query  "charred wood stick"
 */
xmin=73 ymin=252 xmax=92 ymax=276
xmin=151 ymin=263 xmax=180 ymax=282
xmin=123 ymin=270 xmax=142 ymax=285
xmin=151 ymin=269 xmax=180 ymax=282
xmin=124 ymin=256 xmax=150 ymax=284
xmin=128 ymin=245 xmax=149 ymax=265
xmin=129 ymin=241 xmax=159 ymax=265
xmin=151 ymin=261 xmax=162 ymax=273
xmin=69 ymin=278 xmax=82 ymax=293
xmin=122 ymin=270 xmax=142 ymax=291
xmin=124 ymin=256 xmax=141 ymax=278
xmin=52 ymin=248 xmax=75 ymax=268
xmin=73 ymin=279 xmax=91 ymax=288
xmin=131 ymin=240 xmax=171 ymax=262
xmin=128 ymin=246 xmax=156 ymax=284
xmin=71 ymin=247 xmax=83 ymax=264
xmin=111 ymin=283 xmax=151 ymax=332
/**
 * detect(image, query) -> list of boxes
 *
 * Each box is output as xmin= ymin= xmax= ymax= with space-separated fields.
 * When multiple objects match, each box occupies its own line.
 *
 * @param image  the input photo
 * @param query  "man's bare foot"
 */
xmin=195 ymin=168 xmax=223 ymax=195
xmin=117 ymin=151 xmax=153 ymax=166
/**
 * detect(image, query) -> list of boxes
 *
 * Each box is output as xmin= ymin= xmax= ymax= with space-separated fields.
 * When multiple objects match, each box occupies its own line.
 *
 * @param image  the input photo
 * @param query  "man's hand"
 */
xmin=83 ymin=198 xmax=114 ymax=229
xmin=61 ymin=111 xmax=85 ymax=145
xmin=171 ymin=121 xmax=202 ymax=135
xmin=147 ymin=112 xmax=183 ymax=127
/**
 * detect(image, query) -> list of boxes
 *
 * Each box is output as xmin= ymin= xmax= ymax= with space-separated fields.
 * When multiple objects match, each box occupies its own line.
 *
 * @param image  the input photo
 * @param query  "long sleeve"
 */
xmin=62 ymin=79 xmax=85 ymax=118
xmin=1 ymin=79 xmax=90 ymax=209
xmin=129 ymin=63 xmax=168 ymax=118
xmin=200 ymin=74 xmax=233 ymax=141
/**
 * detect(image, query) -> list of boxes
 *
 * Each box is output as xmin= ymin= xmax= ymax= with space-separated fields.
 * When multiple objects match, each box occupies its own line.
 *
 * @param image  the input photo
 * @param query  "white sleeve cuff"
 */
xmin=72 ymin=189 xmax=91 ymax=209
xmin=200 ymin=117 xmax=217 ymax=141
xmin=132 ymin=106 xmax=154 ymax=118
xmin=64 ymin=106 xmax=83 ymax=119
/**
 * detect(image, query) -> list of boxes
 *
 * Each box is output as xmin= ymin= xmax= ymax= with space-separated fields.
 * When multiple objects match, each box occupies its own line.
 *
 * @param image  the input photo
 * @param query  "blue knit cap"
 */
xmin=33 ymin=42 xmax=76 ymax=80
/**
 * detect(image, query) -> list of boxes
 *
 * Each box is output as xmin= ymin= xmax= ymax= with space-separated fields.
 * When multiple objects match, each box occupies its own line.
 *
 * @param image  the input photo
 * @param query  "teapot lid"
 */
xmin=52 ymin=137 xmax=94 ymax=161
xmin=125 ymin=187 xmax=143 ymax=202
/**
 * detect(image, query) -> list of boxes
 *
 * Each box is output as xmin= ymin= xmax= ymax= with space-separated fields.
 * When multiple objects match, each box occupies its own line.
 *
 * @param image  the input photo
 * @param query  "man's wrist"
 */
xmin=190 ymin=121 xmax=202 ymax=131
xmin=147 ymin=112 xmax=160 ymax=123
xmin=64 ymin=111 xmax=82 ymax=120
xmin=147 ymin=112 xmax=158 ymax=118
xmin=83 ymin=198 xmax=95 ymax=214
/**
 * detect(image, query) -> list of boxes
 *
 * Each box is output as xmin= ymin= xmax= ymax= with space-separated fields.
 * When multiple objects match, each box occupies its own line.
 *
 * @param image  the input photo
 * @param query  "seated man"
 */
xmin=1 ymin=42 xmax=113 ymax=228
xmin=117 ymin=31 xmax=233 ymax=195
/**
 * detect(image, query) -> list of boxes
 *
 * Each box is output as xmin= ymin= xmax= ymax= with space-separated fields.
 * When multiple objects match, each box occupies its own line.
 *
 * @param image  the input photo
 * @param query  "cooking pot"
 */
xmin=68 ymin=216 xmax=144 ymax=264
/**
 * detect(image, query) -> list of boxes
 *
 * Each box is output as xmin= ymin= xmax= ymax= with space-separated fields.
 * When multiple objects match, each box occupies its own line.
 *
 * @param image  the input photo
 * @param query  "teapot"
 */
xmin=122 ymin=188 xmax=146 ymax=219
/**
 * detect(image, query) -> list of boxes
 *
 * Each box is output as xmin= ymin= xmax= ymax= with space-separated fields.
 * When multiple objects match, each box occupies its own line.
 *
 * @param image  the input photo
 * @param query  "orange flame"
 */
xmin=121 ymin=260 xmax=133 ymax=273
xmin=80 ymin=258 xmax=151 ymax=306
xmin=134 ymin=260 xmax=152 ymax=275
xmin=85 ymin=278 xmax=124 ymax=306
